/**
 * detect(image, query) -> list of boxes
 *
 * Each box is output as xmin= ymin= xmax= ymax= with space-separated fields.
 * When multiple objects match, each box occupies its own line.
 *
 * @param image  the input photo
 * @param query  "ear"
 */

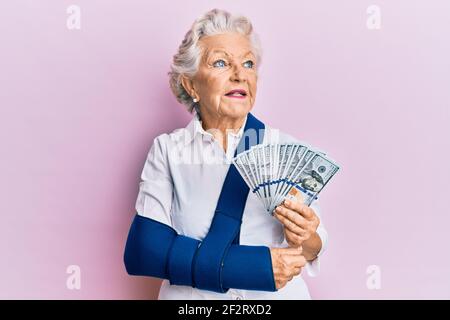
xmin=181 ymin=75 xmax=197 ymax=99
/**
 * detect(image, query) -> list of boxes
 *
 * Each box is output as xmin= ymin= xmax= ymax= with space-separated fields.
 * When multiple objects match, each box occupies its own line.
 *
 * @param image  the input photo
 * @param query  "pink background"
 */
xmin=1 ymin=0 xmax=449 ymax=299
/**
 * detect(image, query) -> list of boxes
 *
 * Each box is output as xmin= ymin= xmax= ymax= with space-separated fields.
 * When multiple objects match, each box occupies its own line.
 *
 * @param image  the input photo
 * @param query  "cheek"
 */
xmin=202 ymin=74 xmax=227 ymax=98
xmin=248 ymin=74 xmax=258 ymax=95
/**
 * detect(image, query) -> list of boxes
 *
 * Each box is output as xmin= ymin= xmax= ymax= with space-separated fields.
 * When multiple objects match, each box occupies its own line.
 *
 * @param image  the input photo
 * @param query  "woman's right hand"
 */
xmin=270 ymin=247 xmax=306 ymax=290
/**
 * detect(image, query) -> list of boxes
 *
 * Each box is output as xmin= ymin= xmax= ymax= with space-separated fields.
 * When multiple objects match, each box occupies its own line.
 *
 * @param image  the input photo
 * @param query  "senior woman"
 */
xmin=124 ymin=8 xmax=328 ymax=300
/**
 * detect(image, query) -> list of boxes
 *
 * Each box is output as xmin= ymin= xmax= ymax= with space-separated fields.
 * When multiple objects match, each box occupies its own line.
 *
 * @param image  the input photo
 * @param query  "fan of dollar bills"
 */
xmin=232 ymin=144 xmax=340 ymax=214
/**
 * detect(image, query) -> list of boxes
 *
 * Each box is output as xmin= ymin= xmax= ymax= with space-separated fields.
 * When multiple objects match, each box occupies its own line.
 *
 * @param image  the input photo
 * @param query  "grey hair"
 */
xmin=168 ymin=8 xmax=262 ymax=115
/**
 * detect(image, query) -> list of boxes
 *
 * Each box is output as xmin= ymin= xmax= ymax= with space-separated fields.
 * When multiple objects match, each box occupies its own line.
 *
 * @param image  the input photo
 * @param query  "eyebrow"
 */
xmin=206 ymin=49 xmax=255 ymax=60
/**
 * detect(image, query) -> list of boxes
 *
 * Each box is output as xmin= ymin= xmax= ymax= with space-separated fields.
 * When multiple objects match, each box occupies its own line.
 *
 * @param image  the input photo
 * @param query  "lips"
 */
xmin=224 ymin=89 xmax=247 ymax=99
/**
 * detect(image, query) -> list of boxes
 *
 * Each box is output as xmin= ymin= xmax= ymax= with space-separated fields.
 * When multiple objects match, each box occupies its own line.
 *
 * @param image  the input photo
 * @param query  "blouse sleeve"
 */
xmin=135 ymin=134 xmax=173 ymax=226
xmin=304 ymin=199 xmax=328 ymax=277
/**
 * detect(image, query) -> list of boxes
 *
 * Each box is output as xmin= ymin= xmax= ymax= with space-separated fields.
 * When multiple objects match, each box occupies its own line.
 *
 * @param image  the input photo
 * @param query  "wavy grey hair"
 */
xmin=168 ymin=8 xmax=262 ymax=115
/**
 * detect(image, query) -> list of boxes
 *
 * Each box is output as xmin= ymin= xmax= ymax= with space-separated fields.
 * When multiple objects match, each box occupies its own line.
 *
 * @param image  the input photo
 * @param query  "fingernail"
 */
xmin=284 ymin=199 xmax=291 ymax=206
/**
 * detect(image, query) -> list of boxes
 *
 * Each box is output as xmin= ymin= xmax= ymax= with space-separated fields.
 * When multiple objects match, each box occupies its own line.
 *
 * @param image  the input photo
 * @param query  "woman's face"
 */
xmin=185 ymin=32 xmax=258 ymax=120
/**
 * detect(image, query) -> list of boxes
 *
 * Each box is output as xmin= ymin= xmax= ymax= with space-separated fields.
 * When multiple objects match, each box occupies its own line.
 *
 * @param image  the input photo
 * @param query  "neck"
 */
xmin=200 ymin=114 xmax=247 ymax=151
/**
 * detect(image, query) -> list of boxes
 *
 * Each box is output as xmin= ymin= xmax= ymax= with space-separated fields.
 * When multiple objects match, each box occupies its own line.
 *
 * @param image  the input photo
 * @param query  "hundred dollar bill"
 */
xmin=271 ymin=149 xmax=315 ymax=210
xmin=232 ymin=143 xmax=340 ymax=214
xmin=233 ymin=152 xmax=256 ymax=191
xmin=270 ymin=145 xmax=309 ymax=212
xmin=280 ymin=153 xmax=340 ymax=207
xmin=255 ymin=145 xmax=269 ymax=209
xmin=234 ymin=149 xmax=264 ymax=203
xmin=268 ymin=144 xmax=280 ymax=208
xmin=268 ymin=143 xmax=292 ymax=211
xmin=249 ymin=146 xmax=269 ymax=206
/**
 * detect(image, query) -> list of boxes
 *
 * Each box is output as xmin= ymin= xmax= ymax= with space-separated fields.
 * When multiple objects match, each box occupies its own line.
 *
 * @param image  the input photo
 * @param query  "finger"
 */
xmin=281 ymin=215 xmax=306 ymax=236
xmin=275 ymin=246 xmax=303 ymax=255
xmin=284 ymin=253 xmax=307 ymax=268
xmin=284 ymin=199 xmax=314 ymax=219
xmin=286 ymin=227 xmax=308 ymax=239
xmin=276 ymin=206 xmax=309 ymax=228
xmin=275 ymin=211 xmax=303 ymax=234
xmin=293 ymin=267 xmax=302 ymax=276
xmin=285 ymin=228 xmax=307 ymax=244
xmin=279 ymin=272 xmax=294 ymax=282
xmin=275 ymin=209 xmax=308 ymax=233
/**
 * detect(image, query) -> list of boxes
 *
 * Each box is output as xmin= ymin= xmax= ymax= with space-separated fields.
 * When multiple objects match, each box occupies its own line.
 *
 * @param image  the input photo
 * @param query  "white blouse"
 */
xmin=135 ymin=114 xmax=328 ymax=300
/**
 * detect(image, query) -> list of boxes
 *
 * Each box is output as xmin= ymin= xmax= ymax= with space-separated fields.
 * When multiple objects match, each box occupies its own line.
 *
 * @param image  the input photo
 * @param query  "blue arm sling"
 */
xmin=124 ymin=113 xmax=276 ymax=293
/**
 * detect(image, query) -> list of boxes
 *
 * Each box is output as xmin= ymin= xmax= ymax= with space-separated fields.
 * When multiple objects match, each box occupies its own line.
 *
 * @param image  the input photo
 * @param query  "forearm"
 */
xmin=221 ymin=245 xmax=276 ymax=291
xmin=124 ymin=214 xmax=276 ymax=292
xmin=301 ymin=231 xmax=322 ymax=261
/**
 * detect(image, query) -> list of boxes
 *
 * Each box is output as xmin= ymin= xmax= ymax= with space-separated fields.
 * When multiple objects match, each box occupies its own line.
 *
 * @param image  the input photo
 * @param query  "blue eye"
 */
xmin=243 ymin=60 xmax=254 ymax=68
xmin=213 ymin=59 xmax=226 ymax=68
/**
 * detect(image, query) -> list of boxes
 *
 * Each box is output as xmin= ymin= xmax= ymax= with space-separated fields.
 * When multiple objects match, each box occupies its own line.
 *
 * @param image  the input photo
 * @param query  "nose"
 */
xmin=229 ymin=63 xmax=246 ymax=83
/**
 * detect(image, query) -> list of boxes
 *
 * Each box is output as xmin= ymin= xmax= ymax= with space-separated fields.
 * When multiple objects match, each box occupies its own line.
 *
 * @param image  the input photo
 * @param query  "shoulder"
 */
xmin=147 ymin=125 xmax=191 ymax=156
xmin=140 ymin=126 xmax=189 ymax=176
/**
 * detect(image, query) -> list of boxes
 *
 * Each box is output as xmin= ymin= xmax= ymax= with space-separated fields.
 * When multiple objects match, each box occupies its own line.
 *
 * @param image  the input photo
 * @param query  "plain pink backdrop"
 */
xmin=1 ymin=0 xmax=449 ymax=299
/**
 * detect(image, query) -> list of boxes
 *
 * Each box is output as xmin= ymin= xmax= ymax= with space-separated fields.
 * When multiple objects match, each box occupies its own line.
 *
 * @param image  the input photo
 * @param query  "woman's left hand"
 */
xmin=273 ymin=199 xmax=320 ymax=248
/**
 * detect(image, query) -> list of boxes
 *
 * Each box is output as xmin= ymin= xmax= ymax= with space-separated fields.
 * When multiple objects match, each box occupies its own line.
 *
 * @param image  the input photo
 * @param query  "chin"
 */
xmin=221 ymin=103 xmax=252 ymax=118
